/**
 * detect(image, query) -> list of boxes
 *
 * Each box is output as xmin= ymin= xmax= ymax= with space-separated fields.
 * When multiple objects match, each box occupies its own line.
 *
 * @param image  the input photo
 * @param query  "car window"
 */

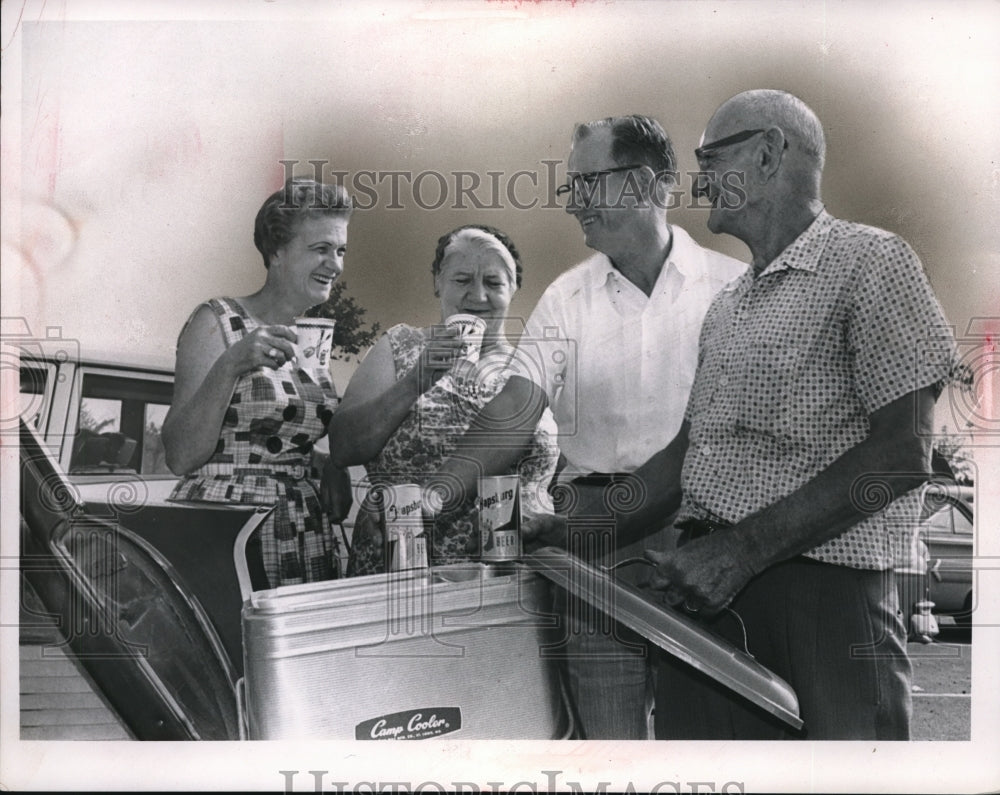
xmin=78 ymin=396 xmax=122 ymax=433
xmin=141 ymin=403 xmax=171 ymax=475
xmin=921 ymin=499 xmax=974 ymax=538
xmin=951 ymin=505 xmax=973 ymax=535
xmin=19 ymin=364 xmax=53 ymax=430
xmin=922 ymin=504 xmax=955 ymax=534
xmin=69 ymin=371 xmax=173 ymax=476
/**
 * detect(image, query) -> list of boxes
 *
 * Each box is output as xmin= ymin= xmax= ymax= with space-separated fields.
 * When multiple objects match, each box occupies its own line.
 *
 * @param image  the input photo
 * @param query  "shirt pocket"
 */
xmin=734 ymin=342 xmax=802 ymax=439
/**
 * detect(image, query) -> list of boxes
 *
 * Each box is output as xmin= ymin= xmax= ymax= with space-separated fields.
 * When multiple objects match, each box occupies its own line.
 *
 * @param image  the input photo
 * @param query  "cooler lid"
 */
xmin=523 ymin=547 xmax=803 ymax=731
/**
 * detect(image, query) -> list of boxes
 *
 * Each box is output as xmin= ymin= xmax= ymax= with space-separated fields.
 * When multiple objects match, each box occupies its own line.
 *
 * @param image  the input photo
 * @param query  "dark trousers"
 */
xmin=550 ymin=472 xmax=657 ymax=739
xmin=654 ymin=557 xmax=912 ymax=740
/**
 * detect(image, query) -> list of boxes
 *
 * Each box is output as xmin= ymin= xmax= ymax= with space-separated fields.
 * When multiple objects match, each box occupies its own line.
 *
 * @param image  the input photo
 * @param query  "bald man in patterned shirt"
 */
xmin=524 ymin=89 xmax=959 ymax=739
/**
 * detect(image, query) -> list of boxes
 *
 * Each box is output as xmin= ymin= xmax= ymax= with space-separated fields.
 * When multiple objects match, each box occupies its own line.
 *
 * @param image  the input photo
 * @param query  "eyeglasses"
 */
xmin=554 ymin=163 xmax=644 ymax=201
xmin=694 ymin=129 xmax=787 ymax=162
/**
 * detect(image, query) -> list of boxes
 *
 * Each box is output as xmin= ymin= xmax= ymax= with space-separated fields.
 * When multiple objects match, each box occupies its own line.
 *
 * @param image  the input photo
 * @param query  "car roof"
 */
xmin=19 ymin=343 xmax=175 ymax=376
xmin=924 ymin=481 xmax=973 ymax=505
xmin=77 ymin=350 xmax=175 ymax=375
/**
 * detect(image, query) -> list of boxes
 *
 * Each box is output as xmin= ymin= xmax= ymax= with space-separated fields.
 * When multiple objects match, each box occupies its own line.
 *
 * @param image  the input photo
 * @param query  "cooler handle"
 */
xmin=233 ymin=507 xmax=276 ymax=604
xmin=235 ymin=676 xmax=248 ymax=741
xmin=556 ymin=668 xmax=578 ymax=740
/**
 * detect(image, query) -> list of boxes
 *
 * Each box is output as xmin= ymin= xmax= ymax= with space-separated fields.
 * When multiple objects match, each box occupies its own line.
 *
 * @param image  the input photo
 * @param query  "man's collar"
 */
xmin=757 ymin=208 xmax=833 ymax=277
xmin=589 ymin=225 xmax=686 ymax=286
xmin=588 ymin=251 xmax=619 ymax=285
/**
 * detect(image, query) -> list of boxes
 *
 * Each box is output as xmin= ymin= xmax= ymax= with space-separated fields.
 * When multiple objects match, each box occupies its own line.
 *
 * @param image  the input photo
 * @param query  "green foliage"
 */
xmin=304 ymin=281 xmax=381 ymax=361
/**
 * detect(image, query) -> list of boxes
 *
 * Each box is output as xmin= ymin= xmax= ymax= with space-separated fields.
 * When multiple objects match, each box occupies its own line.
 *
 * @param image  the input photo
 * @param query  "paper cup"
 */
xmin=294 ymin=317 xmax=336 ymax=369
xmin=444 ymin=314 xmax=487 ymax=364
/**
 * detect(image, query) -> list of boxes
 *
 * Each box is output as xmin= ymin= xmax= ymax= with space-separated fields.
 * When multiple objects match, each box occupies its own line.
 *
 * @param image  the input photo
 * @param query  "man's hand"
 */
xmin=521 ymin=513 xmax=570 ymax=553
xmin=644 ymin=529 xmax=758 ymax=616
xmin=320 ymin=459 xmax=354 ymax=522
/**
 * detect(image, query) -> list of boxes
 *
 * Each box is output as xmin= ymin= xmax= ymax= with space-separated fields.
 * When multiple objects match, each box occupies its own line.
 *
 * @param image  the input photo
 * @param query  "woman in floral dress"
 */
xmin=329 ymin=225 xmax=558 ymax=575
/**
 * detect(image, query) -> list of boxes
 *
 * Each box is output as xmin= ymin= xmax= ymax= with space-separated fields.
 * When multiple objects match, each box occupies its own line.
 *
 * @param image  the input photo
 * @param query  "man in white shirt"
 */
xmin=523 ymin=215 xmax=742 ymax=482
xmin=431 ymin=115 xmax=745 ymax=738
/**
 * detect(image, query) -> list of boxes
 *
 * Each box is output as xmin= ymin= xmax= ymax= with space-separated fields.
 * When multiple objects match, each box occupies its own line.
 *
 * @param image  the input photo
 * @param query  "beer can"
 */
xmin=381 ymin=483 xmax=428 ymax=571
xmin=478 ymin=475 xmax=521 ymax=562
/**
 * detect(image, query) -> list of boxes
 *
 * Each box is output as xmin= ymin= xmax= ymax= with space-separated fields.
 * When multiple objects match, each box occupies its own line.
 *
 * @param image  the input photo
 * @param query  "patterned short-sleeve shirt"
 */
xmin=680 ymin=210 xmax=959 ymax=569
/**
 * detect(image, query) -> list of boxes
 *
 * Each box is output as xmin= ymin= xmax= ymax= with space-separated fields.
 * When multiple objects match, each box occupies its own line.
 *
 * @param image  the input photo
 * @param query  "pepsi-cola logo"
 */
xmin=355 ymin=707 xmax=462 ymax=740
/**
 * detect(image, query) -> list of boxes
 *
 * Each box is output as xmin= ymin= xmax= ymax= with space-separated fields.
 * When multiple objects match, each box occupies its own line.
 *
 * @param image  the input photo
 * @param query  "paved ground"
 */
xmin=908 ymin=620 xmax=971 ymax=741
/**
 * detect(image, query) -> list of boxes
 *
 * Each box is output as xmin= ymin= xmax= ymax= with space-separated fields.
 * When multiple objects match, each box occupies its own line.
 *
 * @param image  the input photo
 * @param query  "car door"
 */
xmin=924 ymin=496 xmax=974 ymax=621
xmin=20 ymin=418 xmax=268 ymax=739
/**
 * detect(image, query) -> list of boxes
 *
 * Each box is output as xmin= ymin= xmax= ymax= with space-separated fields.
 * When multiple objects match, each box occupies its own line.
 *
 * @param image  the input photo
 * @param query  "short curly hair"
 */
xmin=430 ymin=224 xmax=523 ymax=288
xmin=253 ymin=178 xmax=353 ymax=269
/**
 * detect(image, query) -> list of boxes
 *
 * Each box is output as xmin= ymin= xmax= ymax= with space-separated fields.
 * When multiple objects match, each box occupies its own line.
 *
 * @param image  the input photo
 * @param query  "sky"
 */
xmin=6 ymin=2 xmax=999 ymax=360
xmin=2 ymin=0 xmax=999 ymax=791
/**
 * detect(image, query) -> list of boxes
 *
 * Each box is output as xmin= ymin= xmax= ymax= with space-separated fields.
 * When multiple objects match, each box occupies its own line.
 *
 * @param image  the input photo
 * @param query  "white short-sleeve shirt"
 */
xmin=512 ymin=225 xmax=746 ymax=481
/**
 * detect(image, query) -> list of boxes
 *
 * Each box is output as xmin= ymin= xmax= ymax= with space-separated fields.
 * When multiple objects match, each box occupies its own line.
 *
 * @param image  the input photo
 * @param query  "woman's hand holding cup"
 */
xmin=414 ymin=325 xmax=464 ymax=393
xmin=229 ymin=325 xmax=298 ymax=375
xmin=412 ymin=315 xmax=487 ymax=394
xmin=443 ymin=314 xmax=487 ymax=385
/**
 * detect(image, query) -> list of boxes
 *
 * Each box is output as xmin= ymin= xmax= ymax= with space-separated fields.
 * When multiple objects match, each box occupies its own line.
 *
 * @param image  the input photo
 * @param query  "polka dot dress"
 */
xmin=169 ymin=297 xmax=341 ymax=587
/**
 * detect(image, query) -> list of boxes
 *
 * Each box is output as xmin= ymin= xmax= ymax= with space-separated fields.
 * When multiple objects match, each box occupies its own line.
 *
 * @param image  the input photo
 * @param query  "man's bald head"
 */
xmin=697 ymin=90 xmax=828 ymax=263
xmin=708 ymin=89 xmax=826 ymax=171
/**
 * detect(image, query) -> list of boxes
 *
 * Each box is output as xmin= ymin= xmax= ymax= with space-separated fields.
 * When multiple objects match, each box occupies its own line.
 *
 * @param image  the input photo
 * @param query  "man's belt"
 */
xmin=568 ymin=472 xmax=625 ymax=487
xmin=549 ymin=472 xmax=630 ymax=513
xmin=675 ymin=516 xmax=732 ymax=547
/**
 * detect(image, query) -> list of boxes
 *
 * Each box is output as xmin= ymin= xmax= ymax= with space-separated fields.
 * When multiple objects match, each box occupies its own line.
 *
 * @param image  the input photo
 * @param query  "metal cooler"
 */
xmin=234 ymin=520 xmax=801 ymax=739
xmin=234 ymin=525 xmax=572 ymax=740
